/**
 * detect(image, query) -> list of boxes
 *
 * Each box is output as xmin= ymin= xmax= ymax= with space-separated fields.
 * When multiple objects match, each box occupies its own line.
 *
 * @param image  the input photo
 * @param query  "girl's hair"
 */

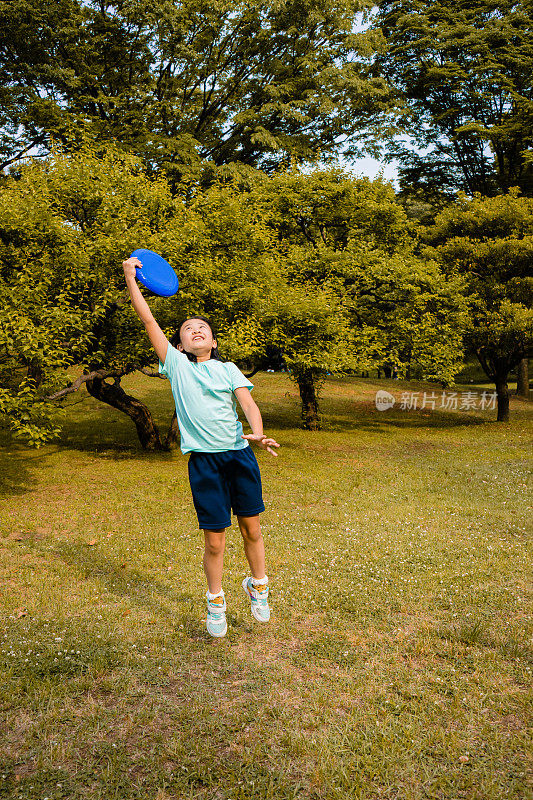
xmin=170 ymin=315 xmax=223 ymax=362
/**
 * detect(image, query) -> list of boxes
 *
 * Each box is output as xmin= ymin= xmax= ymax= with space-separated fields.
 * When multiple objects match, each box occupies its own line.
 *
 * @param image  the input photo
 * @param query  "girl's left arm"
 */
xmin=234 ymin=388 xmax=280 ymax=456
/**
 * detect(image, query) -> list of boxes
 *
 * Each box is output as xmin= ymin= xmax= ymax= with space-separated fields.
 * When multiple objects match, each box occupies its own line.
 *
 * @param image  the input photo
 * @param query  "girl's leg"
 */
xmin=203 ymin=529 xmax=226 ymax=594
xmin=237 ymin=515 xmax=266 ymax=580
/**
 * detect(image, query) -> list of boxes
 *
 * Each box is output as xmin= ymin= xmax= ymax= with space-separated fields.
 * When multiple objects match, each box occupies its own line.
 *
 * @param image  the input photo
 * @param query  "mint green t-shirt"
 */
xmin=158 ymin=343 xmax=254 ymax=454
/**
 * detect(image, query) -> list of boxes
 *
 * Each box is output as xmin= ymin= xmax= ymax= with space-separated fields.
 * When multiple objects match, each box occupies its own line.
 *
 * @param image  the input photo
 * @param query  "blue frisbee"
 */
xmin=130 ymin=249 xmax=179 ymax=297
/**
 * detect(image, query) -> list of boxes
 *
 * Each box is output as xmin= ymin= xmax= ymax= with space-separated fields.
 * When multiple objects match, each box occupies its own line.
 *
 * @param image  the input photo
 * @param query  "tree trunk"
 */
xmin=86 ymin=375 xmax=164 ymax=450
xmin=475 ymin=349 xmax=511 ymax=422
xmin=495 ymin=378 xmax=510 ymax=422
xmin=27 ymin=362 xmax=43 ymax=388
xmin=164 ymin=411 xmax=180 ymax=450
xmin=516 ymin=357 xmax=529 ymax=398
xmin=296 ymin=370 xmax=320 ymax=430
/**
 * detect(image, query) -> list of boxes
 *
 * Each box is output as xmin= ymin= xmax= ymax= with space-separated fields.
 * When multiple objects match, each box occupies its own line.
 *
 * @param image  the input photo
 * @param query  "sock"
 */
xmin=207 ymin=589 xmax=224 ymax=601
xmin=252 ymin=575 xmax=268 ymax=588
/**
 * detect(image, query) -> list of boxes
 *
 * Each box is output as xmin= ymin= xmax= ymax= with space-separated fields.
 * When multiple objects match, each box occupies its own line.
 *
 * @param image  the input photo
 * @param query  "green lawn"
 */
xmin=0 ymin=372 xmax=531 ymax=800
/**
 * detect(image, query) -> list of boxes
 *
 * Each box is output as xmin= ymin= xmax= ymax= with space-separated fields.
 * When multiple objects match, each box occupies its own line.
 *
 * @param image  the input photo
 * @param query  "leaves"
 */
xmin=425 ymin=191 xmax=533 ymax=381
xmin=375 ymin=0 xmax=533 ymax=196
xmin=0 ymin=153 xmax=469 ymax=443
xmin=0 ymin=0 xmax=387 ymax=178
xmin=0 ymin=143 xmax=176 ymax=442
xmin=250 ymin=169 xmax=467 ymax=386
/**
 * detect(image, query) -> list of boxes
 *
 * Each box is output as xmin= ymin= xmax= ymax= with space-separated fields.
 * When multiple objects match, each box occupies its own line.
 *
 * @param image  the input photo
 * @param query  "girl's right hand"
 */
xmin=122 ymin=257 xmax=142 ymax=281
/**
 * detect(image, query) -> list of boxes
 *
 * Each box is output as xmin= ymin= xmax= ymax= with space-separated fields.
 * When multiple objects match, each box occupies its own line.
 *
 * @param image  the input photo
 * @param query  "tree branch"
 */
xmin=0 ymin=138 xmax=45 ymax=171
xmin=47 ymin=363 xmax=165 ymax=400
xmin=47 ymin=369 xmax=128 ymax=400
xmin=140 ymin=368 xmax=165 ymax=378
xmin=297 ymin=216 xmax=317 ymax=248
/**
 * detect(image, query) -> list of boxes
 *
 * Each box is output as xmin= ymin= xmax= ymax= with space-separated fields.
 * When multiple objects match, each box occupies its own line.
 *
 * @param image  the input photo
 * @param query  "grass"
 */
xmin=0 ymin=370 xmax=531 ymax=800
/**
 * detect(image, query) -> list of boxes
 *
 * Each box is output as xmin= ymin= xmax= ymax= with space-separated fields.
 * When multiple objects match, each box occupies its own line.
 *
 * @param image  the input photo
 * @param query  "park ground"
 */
xmin=0 ymin=368 xmax=531 ymax=800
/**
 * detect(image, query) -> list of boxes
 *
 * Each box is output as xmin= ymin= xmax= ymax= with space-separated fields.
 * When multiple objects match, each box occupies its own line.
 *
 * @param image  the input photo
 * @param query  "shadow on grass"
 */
xmin=330 ymin=410 xmax=489 ymax=432
xmin=260 ymin=376 xmax=501 ymax=432
xmin=59 ymin=372 xmax=528 ymax=453
xmin=3 ymin=373 xmax=523 ymax=469
xmin=57 ymin=398 xmax=492 ymax=456
xmin=42 ymin=539 xmax=195 ymax=621
xmin=0 ymin=440 xmax=40 ymax=497
xmin=260 ymin=402 xmax=491 ymax=433
xmin=56 ymin=416 xmax=178 ymax=460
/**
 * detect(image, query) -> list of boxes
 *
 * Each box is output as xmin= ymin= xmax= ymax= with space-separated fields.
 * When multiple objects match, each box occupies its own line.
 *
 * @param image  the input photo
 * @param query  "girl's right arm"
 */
xmin=123 ymin=257 xmax=169 ymax=364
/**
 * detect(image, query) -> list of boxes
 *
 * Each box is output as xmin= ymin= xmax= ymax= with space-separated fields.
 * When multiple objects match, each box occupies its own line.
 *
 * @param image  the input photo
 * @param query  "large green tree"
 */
xmin=0 ymin=145 xmax=175 ymax=446
xmin=0 ymin=150 xmax=369 ymax=443
xmin=0 ymin=0 xmax=389 ymax=182
xmin=248 ymin=169 xmax=468 ymax=427
xmin=424 ymin=189 xmax=533 ymax=421
xmin=374 ymin=0 xmax=533 ymax=198
xmin=0 ymin=145 xmax=282 ymax=447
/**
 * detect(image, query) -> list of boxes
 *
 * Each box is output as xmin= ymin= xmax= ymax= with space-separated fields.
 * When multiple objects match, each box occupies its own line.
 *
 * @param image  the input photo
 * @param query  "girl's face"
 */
xmin=178 ymin=318 xmax=217 ymax=361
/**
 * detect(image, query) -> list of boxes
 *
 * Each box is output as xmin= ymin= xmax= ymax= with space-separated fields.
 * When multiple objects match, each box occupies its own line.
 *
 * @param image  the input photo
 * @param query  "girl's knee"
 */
xmin=239 ymin=520 xmax=262 ymax=544
xmin=204 ymin=529 xmax=225 ymax=556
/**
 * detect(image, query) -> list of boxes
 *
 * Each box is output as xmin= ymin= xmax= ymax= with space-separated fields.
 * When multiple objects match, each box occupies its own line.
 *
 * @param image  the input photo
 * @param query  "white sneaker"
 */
xmin=242 ymin=577 xmax=270 ymax=622
xmin=206 ymin=593 xmax=227 ymax=637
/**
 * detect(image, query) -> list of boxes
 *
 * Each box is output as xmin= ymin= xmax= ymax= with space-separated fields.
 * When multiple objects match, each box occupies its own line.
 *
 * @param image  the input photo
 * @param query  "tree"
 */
xmin=374 ymin=0 xmax=533 ymax=198
xmin=0 ymin=145 xmax=284 ymax=447
xmin=0 ymin=0 xmax=390 ymax=182
xmin=516 ymin=356 xmax=530 ymax=398
xmin=263 ymin=276 xmax=363 ymax=430
xmin=248 ymin=168 xmax=468 ymax=426
xmin=424 ymin=189 xmax=533 ymax=421
xmin=0 ymin=145 xmax=177 ymax=445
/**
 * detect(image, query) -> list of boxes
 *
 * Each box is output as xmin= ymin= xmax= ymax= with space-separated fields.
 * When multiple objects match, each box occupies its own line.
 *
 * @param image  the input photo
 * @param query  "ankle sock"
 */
xmin=207 ymin=589 xmax=224 ymax=601
xmin=252 ymin=575 xmax=268 ymax=588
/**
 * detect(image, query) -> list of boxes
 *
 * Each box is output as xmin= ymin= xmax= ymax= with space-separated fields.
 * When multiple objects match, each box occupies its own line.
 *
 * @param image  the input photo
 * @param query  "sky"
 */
xmin=348 ymin=155 xmax=399 ymax=186
xmin=345 ymin=12 xmax=400 ymax=187
xmin=307 ymin=153 xmax=401 ymax=188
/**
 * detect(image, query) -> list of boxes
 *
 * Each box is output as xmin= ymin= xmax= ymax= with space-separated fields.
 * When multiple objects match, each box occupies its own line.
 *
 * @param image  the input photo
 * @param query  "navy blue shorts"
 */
xmin=187 ymin=447 xmax=265 ymax=530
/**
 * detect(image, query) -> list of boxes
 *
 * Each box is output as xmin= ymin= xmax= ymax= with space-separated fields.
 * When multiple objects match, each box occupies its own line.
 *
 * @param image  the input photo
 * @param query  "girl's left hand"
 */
xmin=242 ymin=434 xmax=280 ymax=456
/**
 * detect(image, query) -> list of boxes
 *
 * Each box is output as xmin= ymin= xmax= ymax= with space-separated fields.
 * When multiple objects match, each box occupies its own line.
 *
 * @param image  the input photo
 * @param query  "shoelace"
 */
xmin=208 ymin=602 xmax=225 ymax=619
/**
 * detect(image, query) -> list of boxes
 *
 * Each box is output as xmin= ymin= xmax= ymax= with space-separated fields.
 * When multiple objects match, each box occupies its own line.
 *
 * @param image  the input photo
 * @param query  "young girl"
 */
xmin=123 ymin=257 xmax=280 ymax=637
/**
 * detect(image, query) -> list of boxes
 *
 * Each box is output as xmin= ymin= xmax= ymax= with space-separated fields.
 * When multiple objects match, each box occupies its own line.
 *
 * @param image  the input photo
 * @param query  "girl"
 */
xmin=123 ymin=257 xmax=280 ymax=638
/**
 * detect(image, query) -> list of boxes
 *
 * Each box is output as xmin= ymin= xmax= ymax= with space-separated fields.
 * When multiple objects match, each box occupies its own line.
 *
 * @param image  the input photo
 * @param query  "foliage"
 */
xmin=164 ymin=183 xmax=280 ymax=361
xmin=269 ymin=281 xmax=360 ymax=374
xmin=0 ymin=153 xmax=469 ymax=443
xmin=251 ymin=169 xmax=467 ymax=385
xmin=340 ymin=250 xmax=468 ymax=385
xmin=0 ymin=145 xmax=178 ymax=441
xmin=0 ymin=146 xmax=286 ymax=443
xmin=375 ymin=0 xmax=533 ymax=197
xmin=424 ymin=189 xmax=533 ymax=418
xmin=0 ymin=0 xmax=390 ymax=181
